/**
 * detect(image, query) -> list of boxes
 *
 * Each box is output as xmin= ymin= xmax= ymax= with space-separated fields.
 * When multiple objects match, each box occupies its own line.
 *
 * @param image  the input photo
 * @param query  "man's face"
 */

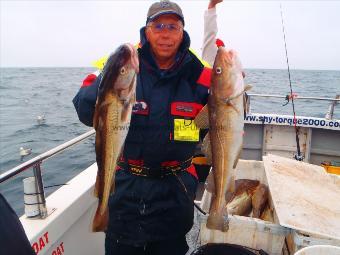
xmin=145 ymin=14 xmax=184 ymax=64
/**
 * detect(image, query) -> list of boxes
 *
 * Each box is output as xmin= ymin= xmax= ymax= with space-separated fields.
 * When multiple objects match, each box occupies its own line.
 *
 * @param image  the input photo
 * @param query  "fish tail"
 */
xmin=206 ymin=210 xmax=227 ymax=231
xmin=92 ymin=204 xmax=109 ymax=232
xmin=253 ymin=209 xmax=261 ymax=218
xmin=100 ymin=170 xmax=115 ymax=215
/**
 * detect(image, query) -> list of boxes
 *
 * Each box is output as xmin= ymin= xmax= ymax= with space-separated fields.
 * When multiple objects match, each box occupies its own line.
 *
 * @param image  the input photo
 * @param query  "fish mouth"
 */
xmin=126 ymin=43 xmax=139 ymax=73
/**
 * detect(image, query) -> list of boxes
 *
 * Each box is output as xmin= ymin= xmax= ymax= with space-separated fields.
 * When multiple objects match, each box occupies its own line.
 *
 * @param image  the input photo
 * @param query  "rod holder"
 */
xmin=325 ymin=94 xmax=340 ymax=120
xmin=33 ymin=163 xmax=47 ymax=218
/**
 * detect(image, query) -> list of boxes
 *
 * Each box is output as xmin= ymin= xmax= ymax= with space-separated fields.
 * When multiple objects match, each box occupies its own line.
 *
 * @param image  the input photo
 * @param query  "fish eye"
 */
xmin=216 ymin=67 xmax=222 ymax=74
xmin=120 ymin=67 xmax=126 ymax=75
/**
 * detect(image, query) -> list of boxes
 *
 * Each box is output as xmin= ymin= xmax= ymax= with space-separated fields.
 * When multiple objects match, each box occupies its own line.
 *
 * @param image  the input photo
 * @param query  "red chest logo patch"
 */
xmin=171 ymin=102 xmax=203 ymax=118
xmin=133 ymin=101 xmax=149 ymax=115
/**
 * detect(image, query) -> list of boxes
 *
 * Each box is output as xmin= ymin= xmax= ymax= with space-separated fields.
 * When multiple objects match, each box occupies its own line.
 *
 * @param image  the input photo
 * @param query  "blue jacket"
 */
xmin=73 ymin=27 xmax=211 ymax=245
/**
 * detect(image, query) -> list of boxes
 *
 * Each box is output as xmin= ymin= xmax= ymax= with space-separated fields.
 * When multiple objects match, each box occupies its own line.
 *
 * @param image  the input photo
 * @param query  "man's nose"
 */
xmin=160 ymin=28 xmax=171 ymax=36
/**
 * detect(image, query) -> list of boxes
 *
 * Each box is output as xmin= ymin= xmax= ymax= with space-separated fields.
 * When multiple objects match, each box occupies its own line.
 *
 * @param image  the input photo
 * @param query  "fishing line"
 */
xmin=280 ymin=4 xmax=303 ymax=161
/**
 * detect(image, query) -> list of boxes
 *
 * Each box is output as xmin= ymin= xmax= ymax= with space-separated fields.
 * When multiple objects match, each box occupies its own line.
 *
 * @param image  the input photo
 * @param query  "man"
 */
xmin=73 ymin=1 xmax=211 ymax=254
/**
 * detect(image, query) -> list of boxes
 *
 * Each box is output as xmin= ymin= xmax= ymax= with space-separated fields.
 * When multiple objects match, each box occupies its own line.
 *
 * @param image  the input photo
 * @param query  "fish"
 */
xmin=226 ymin=191 xmax=252 ymax=216
xmin=92 ymin=43 xmax=139 ymax=232
xmin=252 ymin=184 xmax=269 ymax=218
xmin=260 ymin=204 xmax=274 ymax=222
xmin=226 ymin=179 xmax=259 ymax=216
xmin=195 ymin=46 xmax=250 ymax=231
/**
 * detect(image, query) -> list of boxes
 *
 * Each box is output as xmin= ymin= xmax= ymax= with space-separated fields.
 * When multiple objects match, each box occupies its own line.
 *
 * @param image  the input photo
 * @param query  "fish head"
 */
xmin=211 ymin=47 xmax=245 ymax=100
xmin=99 ymin=43 xmax=139 ymax=103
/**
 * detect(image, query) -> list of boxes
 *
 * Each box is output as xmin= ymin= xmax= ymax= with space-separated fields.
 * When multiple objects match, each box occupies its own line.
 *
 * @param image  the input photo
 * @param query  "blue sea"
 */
xmin=0 ymin=67 xmax=339 ymax=216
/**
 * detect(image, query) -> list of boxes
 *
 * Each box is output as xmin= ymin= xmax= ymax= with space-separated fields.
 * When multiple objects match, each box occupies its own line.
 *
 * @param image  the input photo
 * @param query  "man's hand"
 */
xmin=208 ymin=0 xmax=223 ymax=9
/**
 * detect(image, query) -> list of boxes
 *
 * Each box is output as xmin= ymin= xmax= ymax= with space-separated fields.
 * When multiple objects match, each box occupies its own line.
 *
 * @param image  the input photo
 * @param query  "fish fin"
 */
xmin=225 ymin=172 xmax=236 ymax=203
xmin=194 ymin=104 xmax=210 ymax=129
xmin=94 ymin=174 xmax=100 ymax=198
xmin=121 ymin=102 xmax=132 ymax=123
xmin=109 ymin=149 xmax=123 ymax=194
xmin=93 ymin=101 xmax=100 ymax=130
xmin=243 ymin=84 xmax=251 ymax=117
xmin=206 ymin=211 xmax=227 ymax=232
xmin=228 ymin=101 xmax=240 ymax=115
xmin=132 ymin=89 xmax=136 ymax=104
xmin=201 ymin=133 xmax=212 ymax=164
xmin=233 ymin=145 xmax=243 ymax=169
xmin=94 ymin=130 xmax=103 ymax=198
xmin=109 ymin=169 xmax=117 ymax=194
xmin=92 ymin=203 xmax=109 ymax=232
xmin=110 ymin=181 xmax=115 ymax=194
xmin=243 ymin=93 xmax=250 ymax=118
xmin=205 ymin=169 xmax=215 ymax=193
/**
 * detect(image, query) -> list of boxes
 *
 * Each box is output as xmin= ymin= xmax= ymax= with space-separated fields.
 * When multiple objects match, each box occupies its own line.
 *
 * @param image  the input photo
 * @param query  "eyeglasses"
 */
xmin=147 ymin=23 xmax=183 ymax=33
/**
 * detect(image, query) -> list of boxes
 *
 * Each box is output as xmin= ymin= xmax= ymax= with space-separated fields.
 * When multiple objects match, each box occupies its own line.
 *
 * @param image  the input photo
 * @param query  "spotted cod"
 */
xmin=92 ymin=43 xmax=138 ymax=232
xmin=195 ymin=46 xmax=250 ymax=231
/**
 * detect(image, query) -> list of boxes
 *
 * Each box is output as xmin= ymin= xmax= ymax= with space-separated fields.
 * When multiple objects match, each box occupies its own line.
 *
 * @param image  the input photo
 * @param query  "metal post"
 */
xmin=33 ymin=163 xmax=48 ymax=218
xmin=325 ymin=94 xmax=340 ymax=120
xmin=247 ymin=94 xmax=251 ymax=114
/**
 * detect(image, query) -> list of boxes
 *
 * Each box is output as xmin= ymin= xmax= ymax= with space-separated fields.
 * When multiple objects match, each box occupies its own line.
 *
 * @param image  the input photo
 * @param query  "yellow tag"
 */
xmin=174 ymin=119 xmax=200 ymax=142
xmin=92 ymin=56 xmax=108 ymax=70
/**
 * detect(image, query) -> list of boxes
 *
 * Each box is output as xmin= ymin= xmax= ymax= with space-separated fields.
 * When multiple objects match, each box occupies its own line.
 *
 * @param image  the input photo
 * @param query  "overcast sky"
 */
xmin=1 ymin=1 xmax=340 ymax=70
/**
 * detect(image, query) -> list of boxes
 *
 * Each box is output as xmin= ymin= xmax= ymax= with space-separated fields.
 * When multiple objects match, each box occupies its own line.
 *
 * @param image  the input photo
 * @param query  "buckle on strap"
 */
xmin=119 ymin=157 xmax=193 ymax=178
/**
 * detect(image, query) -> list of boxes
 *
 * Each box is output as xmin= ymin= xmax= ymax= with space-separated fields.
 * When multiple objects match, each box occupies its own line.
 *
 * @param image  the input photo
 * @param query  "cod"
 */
xmin=195 ymin=46 xmax=249 ymax=231
xmin=92 ymin=43 xmax=138 ymax=232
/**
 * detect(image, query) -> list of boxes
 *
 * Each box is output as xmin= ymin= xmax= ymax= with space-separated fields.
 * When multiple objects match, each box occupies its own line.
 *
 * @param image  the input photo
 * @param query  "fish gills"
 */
xmin=92 ymin=43 xmax=138 ymax=232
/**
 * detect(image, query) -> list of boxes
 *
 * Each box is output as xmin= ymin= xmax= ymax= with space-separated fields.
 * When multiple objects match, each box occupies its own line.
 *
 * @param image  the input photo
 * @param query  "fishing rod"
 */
xmin=280 ymin=4 xmax=303 ymax=161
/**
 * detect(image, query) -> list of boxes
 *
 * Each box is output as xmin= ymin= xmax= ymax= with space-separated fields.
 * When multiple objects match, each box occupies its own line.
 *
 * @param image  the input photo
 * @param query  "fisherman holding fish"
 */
xmin=73 ymin=1 xmax=213 ymax=254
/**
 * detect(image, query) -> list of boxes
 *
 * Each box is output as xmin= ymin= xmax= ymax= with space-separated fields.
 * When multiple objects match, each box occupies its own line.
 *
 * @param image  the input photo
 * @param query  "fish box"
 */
xmin=285 ymin=170 xmax=340 ymax=254
xmin=286 ymin=231 xmax=340 ymax=254
xmin=198 ymin=160 xmax=290 ymax=255
xmin=263 ymin=155 xmax=340 ymax=255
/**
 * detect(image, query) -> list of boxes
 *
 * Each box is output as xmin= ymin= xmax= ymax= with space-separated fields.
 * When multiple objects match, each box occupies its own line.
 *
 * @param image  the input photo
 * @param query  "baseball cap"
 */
xmin=146 ymin=0 xmax=184 ymax=25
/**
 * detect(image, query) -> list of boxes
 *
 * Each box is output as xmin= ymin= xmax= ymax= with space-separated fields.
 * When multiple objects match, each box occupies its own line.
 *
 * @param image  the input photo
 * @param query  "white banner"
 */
xmin=245 ymin=113 xmax=340 ymax=131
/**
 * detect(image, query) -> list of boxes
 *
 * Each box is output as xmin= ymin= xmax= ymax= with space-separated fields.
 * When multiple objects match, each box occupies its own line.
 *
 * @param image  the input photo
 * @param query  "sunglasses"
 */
xmin=148 ymin=23 xmax=183 ymax=33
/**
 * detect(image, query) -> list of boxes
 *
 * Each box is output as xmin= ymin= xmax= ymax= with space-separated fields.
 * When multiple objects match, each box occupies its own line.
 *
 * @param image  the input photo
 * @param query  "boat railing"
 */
xmin=0 ymin=129 xmax=95 ymax=218
xmin=0 ymin=93 xmax=338 ymax=218
xmin=247 ymin=93 xmax=340 ymax=119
